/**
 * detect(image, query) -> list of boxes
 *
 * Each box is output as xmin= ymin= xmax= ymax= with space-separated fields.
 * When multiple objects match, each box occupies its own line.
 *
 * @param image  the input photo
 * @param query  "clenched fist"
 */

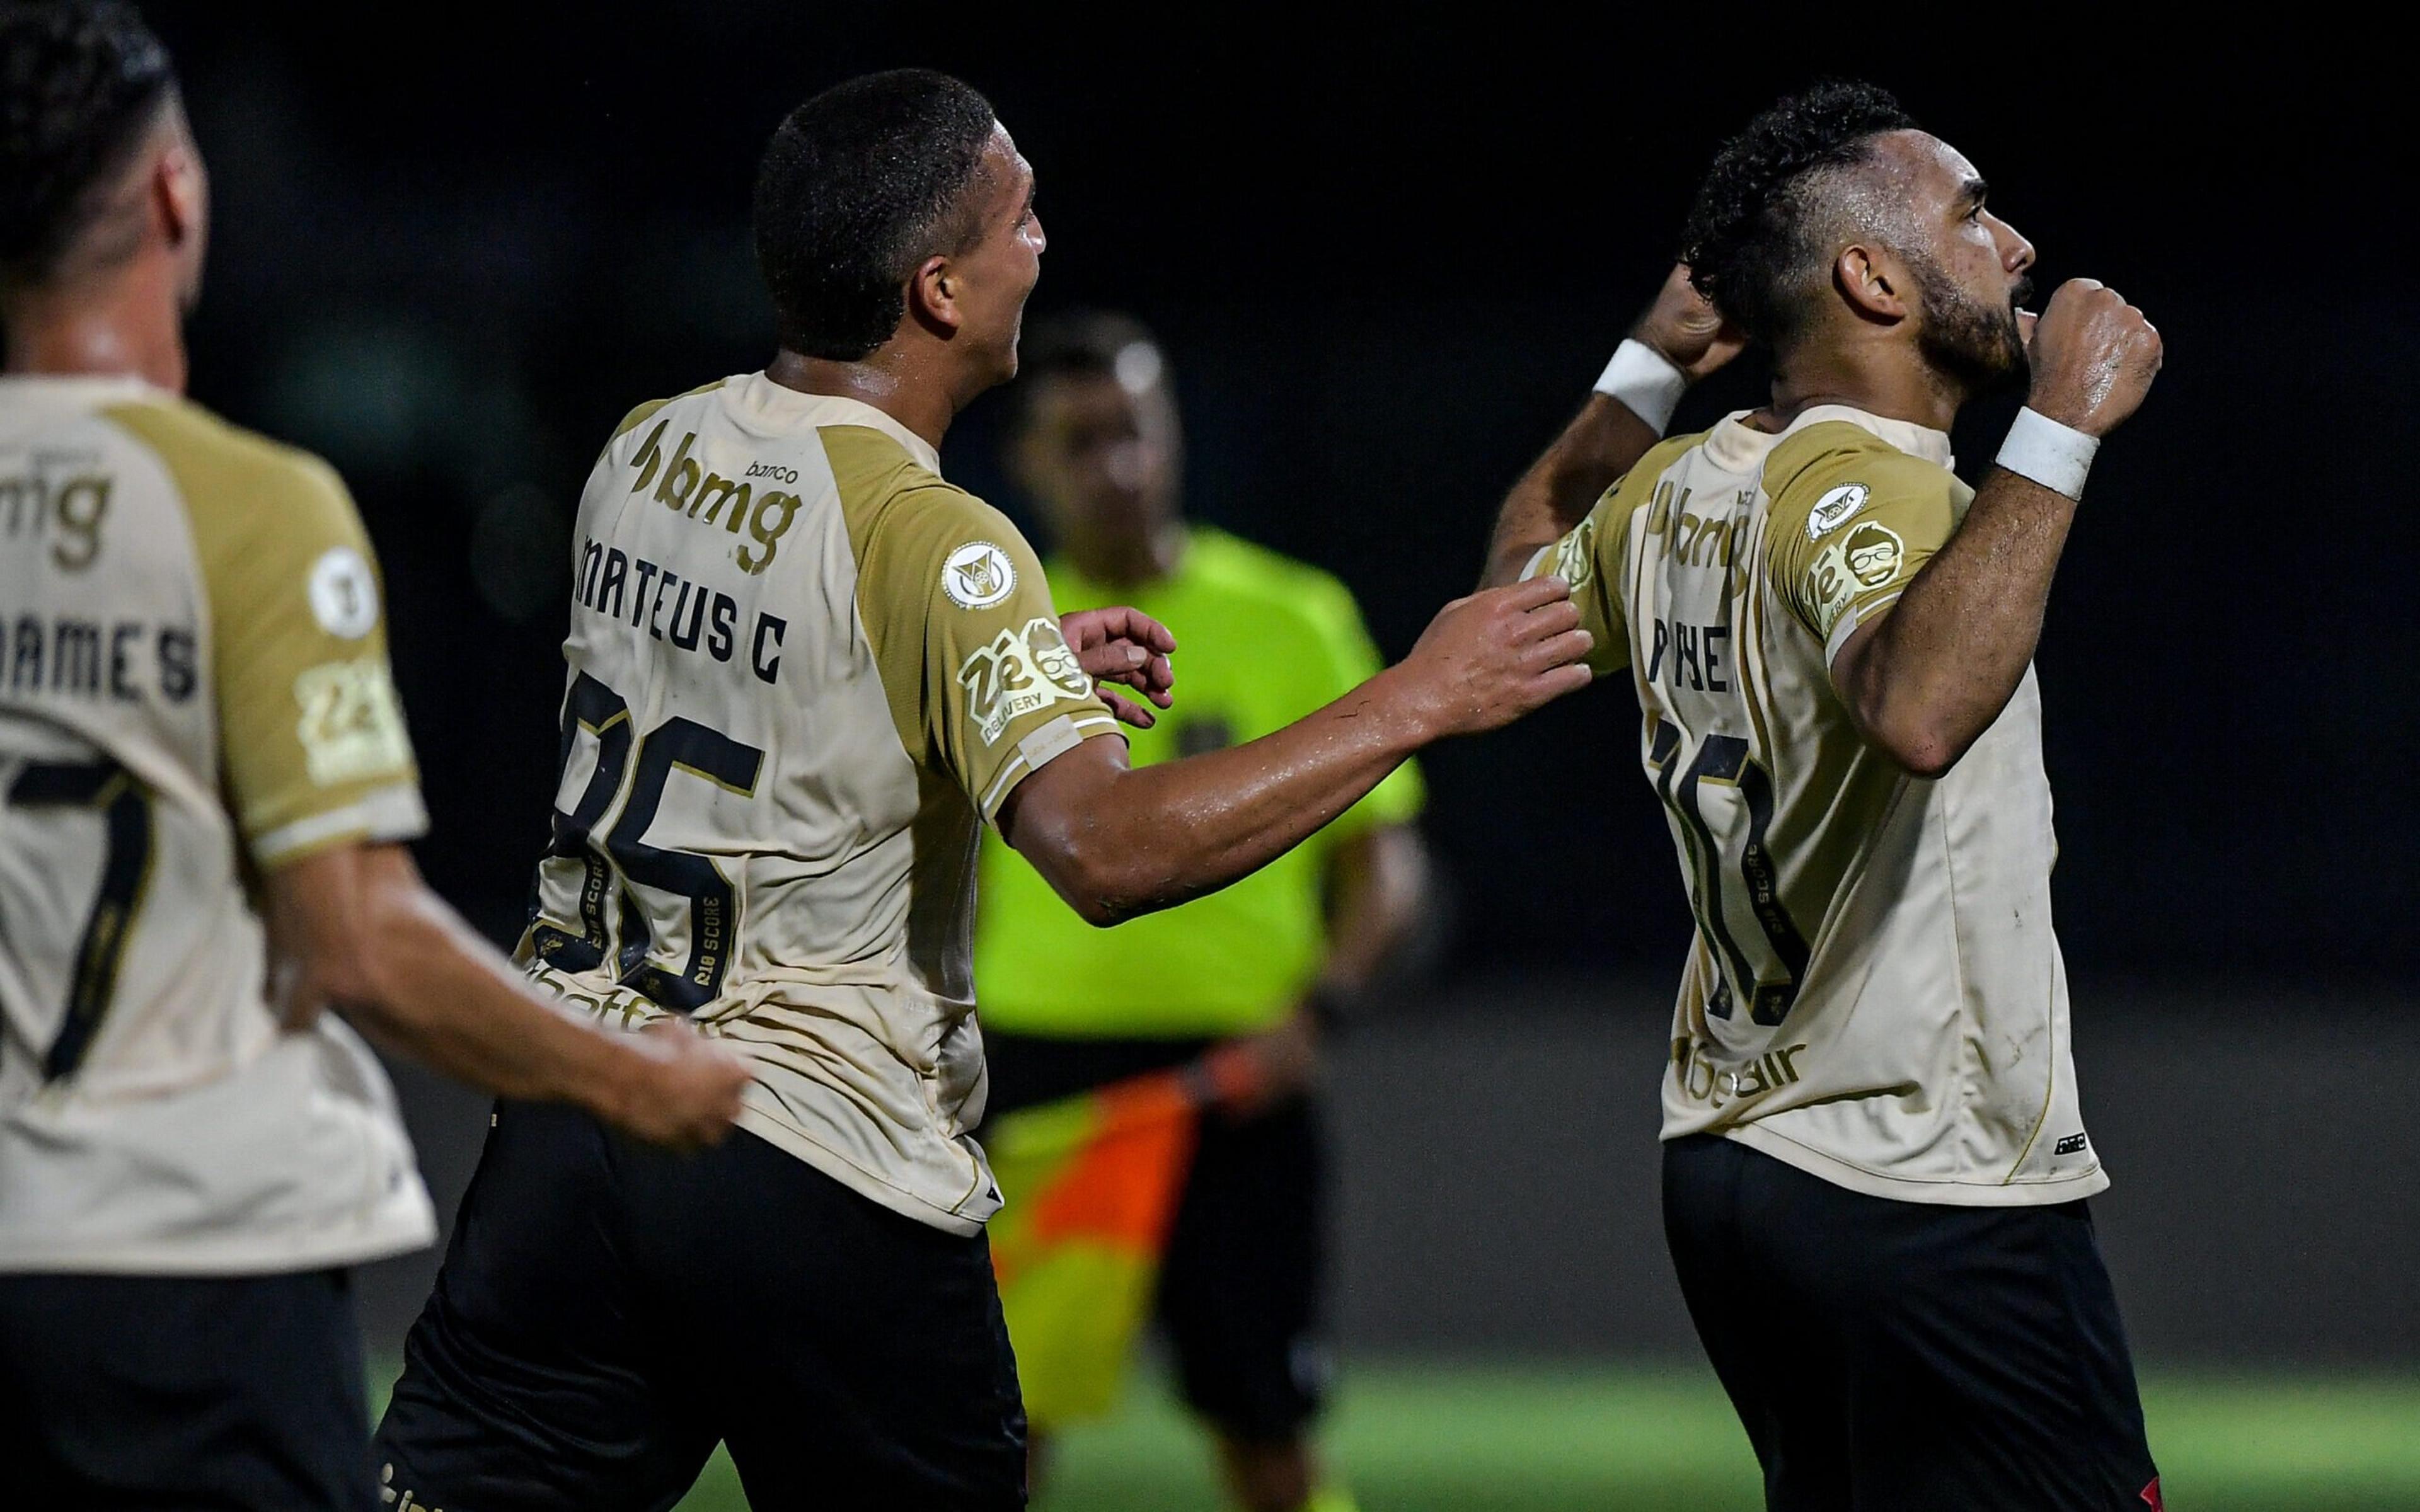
xmin=1390 ymin=575 xmax=1595 ymax=740
xmin=1634 ymin=263 xmax=1747 ymax=382
xmin=2025 ymin=279 xmax=2163 ymax=438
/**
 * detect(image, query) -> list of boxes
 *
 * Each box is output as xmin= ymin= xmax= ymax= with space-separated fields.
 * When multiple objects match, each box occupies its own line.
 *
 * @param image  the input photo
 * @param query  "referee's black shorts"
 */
xmin=1662 ymin=1133 xmax=2161 ymax=1512
xmin=374 ymin=1101 xmax=1026 ymax=1512
xmin=984 ymin=1032 xmax=1332 ymax=1441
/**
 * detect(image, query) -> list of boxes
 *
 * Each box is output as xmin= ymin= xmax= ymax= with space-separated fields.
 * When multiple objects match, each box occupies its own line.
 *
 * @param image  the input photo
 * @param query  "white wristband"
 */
xmin=1593 ymin=338 xmax=1687 ymax=436
xmin=1995 ymin=407 xmax=2099 ymax=500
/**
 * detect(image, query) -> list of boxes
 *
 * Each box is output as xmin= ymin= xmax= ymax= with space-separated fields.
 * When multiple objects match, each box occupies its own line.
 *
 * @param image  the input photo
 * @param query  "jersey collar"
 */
xmin=729 ymin=372 xmax=943 ymax=475
xmin=1702 ymin=403 xmax=1956 ymax=474
xmin=0 ymin=373 xmax=168 ymax=411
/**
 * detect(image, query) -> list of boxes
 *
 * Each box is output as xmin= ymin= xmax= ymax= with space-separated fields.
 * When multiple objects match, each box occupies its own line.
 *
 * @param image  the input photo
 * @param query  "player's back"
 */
xmin=524 ymin=374 xmax=1117 ymax=1232
xmin=0 ymin=375 xmax=432 ymax=1272
xmin=1538 ymin=403 xmax=2100 ymax=1205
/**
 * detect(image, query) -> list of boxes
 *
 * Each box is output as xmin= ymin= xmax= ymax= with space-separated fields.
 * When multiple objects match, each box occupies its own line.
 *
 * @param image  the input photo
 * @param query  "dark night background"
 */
xmin=138 ymin=9 xmax=2415 ymax=992
xmin=118 ymin=8 xmax=2420 ymax=1380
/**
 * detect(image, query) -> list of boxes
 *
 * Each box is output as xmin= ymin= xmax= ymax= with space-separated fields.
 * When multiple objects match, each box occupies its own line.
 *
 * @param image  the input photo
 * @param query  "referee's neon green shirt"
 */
xmin=974 ymin=528 xmax=1424 ymax=1040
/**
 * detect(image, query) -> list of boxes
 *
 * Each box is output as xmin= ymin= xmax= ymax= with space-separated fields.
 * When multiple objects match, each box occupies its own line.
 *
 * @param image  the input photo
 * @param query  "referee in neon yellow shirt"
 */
xmin=975 ymin=312 xmax=1432 ymax=1512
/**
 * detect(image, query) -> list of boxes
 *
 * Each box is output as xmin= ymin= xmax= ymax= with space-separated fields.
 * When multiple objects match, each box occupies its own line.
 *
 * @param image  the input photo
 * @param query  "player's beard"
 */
xmin=1910 ymin=253 xmax=2031 ymax=399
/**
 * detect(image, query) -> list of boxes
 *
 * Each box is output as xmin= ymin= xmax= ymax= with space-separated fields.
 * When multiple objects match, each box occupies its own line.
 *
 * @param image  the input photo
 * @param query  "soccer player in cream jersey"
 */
xmin=1484 ymin=84 xmax=2167 ymax=1508
xmin=0 ymin=6 xmax=750 ymax=1508
xmin=374 ymin=69 xmax=1593 ymax=1510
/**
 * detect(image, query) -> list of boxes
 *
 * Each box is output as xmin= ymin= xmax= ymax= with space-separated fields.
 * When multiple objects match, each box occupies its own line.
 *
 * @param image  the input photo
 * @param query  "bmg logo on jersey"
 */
xmin=957 ymin=617 xmax=1092 ymax=746
xmin=0 ymin=462 xmax=112 ymax=571
xmin=625 ymin=419 xmax=800 ymax=575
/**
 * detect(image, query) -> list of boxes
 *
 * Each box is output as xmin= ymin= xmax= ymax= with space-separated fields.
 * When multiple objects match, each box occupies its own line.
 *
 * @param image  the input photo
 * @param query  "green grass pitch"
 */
xmin=639 ymin=1363 xmax=2420 ymax=1511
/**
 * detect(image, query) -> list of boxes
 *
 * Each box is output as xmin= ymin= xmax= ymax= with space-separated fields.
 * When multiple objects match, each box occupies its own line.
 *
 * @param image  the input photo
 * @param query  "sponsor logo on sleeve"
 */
xmin=942 ymin=541 xmax=1017 ymax=609
xmin=1545 ymin=517 xmax=1596 ymax=591
xmin=294 ymin=656 xmax=413 ymax=784
xmin=957 ymin=617 xmax=1094 ymax=745
xmin=1805 ymin=481 xmax=1870 ymax=539
xmin=307 ymin=546 xmax=381 ymax=639
xmin=1841 ymin=522 xmax=1904 ymax=588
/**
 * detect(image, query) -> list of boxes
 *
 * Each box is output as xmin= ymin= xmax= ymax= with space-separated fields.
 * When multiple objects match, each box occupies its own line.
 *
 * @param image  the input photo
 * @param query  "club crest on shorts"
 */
xmin=942 ymin=541 xmax=1017 ymax=609
xmin=1806 ymin=482 xmax=1870 ymax=539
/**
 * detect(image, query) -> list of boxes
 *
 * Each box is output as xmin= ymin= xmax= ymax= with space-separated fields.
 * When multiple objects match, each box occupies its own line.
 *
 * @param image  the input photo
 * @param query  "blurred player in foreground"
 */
xmin=0 ymin=6 xmax=748 ymax=1507
xmin=1484 ymin=83 xmax=2165 ymax=1509
xmin=372 ymin=68 xmax=1591 ymax=1511
xmin=974 ymin=312 xmax=1432 ymax=1512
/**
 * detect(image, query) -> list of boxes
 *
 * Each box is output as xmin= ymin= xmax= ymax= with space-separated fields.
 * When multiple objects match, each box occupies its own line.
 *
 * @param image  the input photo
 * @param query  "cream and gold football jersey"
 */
xmin=521 ymin=375 xmax=1120 ymax=1234
xmin=1530 ymin=404 xmax=2102 ymax=1205
xmin=0 ymin=375 xmax=434 ymax=1273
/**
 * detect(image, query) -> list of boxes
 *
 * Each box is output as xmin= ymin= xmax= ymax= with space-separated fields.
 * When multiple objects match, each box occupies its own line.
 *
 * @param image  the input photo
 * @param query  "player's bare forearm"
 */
xmin=1000 ymin=578 xmax=1590 ymax=925
xmin=999 ymin=671 xmax=1433 ymax=925
xmin=1316 ymin=824 xmax=1433 ymax=995
xmin=1831 ymin=469 xmax=2077 ymax=776
xmin=263 ymin=844 xmax=746 ymax=1147
xmin=1481 ymin=394 xmax=1662 ymax=588
xmin=1835 ymin=278 xmax=2162 ymax=778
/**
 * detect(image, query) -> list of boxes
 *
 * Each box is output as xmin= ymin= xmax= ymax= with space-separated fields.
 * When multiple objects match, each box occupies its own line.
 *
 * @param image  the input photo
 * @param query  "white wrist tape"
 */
xmin=1995 ymin=407 xmax=2099 ymax=500
xmin=1593 ymin=339 xmax=1687 ymax=436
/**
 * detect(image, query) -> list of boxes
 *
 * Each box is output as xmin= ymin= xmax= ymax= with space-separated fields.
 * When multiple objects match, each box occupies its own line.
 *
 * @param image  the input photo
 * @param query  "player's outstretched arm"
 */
xmin=1480 ymin=265 xmax=1744 ymax=587
xmin=998 ymin=577 xmax=1589 ymax=926
xmin=1833 ymin=280 xmax=2162 ymax=777
xmin=262 ymin=842 xmax=750 ymax=1148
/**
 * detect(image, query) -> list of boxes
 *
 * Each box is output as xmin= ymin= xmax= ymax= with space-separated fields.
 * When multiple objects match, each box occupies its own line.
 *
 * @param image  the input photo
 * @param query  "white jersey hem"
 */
xmin=0 ymin=1204 xmax=434 ymax=1277
xmin=1713 ymin=1121 xmax=2111 ymax=1208
xmin=732 ymin=1104 xmax=988 ymax=1237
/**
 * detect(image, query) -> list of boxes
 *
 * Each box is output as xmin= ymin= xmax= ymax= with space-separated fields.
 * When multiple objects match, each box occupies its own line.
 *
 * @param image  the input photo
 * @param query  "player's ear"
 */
xmin=1835 ymin=244 xmax=1909 ymax=325
xmin=906 ymin=253 xmax=964 ymax=340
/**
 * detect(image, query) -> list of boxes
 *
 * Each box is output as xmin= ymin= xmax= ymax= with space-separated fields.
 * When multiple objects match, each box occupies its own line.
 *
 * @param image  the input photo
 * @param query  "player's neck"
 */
xmin=766 ymin=346 xmax=961 ymax=454
xmin=2 ymin=261 xmax=188 ymax=393
xmin=1764 ymin=340 xmax=1960 ymax=435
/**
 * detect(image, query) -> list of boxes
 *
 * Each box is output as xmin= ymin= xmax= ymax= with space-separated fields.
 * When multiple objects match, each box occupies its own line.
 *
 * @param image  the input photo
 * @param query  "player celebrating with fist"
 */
xmin=1484 ymin=84 xmax=2165 ymax=1509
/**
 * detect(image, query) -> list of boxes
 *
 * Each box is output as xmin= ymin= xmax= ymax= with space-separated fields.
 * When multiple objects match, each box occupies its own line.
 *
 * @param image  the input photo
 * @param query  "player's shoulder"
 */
xmin=601 ymin=377 xmax=732 ymax=452
xmin=1766 ymin=420 xmax=1954 ymax=501
xmin=99 ymin=394 xmax=360 ymax=561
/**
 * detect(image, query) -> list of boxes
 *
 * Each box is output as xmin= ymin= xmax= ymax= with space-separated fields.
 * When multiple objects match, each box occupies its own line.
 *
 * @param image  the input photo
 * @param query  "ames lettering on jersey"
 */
xmin=0 ymin=461 xmax=112 ymax=571
xmin=574 ymin=539 xmax=787 ymax=685
xmin=625 ymin=418 xmax=801 ymax=575
xmin=1 ymin=614 xmax=198 ymax=705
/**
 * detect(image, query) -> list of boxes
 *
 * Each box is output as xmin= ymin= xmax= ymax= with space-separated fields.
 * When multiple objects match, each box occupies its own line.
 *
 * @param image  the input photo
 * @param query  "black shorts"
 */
xmin=985 ymin=1033 xmax=1330 ymax=1441
xmin=374 ymin=1102 xmax=1025 ymax=1512
xmin=0 ymin=1267 xmax=374 ymax=1511
xmin=1662 ymin=1133 xmax=2161 ymax=1512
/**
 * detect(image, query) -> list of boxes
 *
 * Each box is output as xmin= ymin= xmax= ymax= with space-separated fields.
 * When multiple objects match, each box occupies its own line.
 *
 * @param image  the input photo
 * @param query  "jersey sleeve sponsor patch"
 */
xmin=942 ymin=541 xmax=1018 ymax=609
xmin=1521 ymin=474 xmax=1643 ymax=678
xmin=958 ymin=617 xmax=1094 ymax=746
xmin=293 ymin=656 xmax=414 ymax=786
xmin=1765 ymin=432 xmax=1966 ymax=657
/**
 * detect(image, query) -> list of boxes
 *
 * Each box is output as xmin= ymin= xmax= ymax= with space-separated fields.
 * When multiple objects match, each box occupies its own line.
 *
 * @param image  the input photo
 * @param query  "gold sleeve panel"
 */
xmin=822 ymin=427 xmax=1120 ymax=822
xmin=1763 ymin=423 xmax=1968 ymax=658
xmin=1518 ymin=437 xmax=1694 ymax=677
xmin=104 ymin=401 xmax=425 ymax=868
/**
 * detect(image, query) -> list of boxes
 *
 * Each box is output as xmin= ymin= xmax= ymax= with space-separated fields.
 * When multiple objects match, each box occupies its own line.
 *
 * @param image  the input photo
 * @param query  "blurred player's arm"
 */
xmin=1481 ymin=265 xmax=1744 ymax=587
xmin=158 ymin=421 xmax=748 ymax=1150
xmin=1312 ymin=823 xmax=1431 ymax=1008
xmin=1000 ymin=578 xmax=1586 ymax=927
xmin=1830 ymin=280 xmax=2161 ymax=776
xmin=264 ymin=845 xmax=747 ymax=1148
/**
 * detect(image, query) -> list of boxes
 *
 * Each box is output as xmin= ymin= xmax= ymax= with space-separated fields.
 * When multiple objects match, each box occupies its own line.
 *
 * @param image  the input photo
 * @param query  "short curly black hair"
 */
xmin=753 ymin=69 xmax=1000 ymax=362
xmin=1679 ymin=81 xmax=1917 ymax=348
xmin=0 ymin=1 xmax=177 ymax=289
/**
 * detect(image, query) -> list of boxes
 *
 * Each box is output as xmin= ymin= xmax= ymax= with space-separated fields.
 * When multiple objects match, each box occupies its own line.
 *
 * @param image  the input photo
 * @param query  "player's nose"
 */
xmin=1995 ymin=214 xmax=2036 ymax=277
